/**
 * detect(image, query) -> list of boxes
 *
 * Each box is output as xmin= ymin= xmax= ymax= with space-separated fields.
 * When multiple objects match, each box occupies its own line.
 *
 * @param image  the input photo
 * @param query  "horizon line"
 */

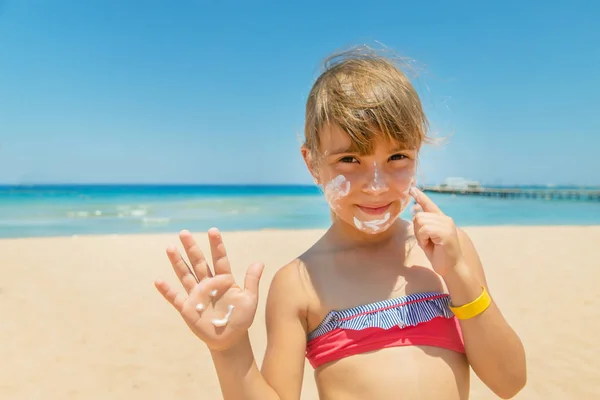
xmin=1 ymin=182 xmax=597 ymax=188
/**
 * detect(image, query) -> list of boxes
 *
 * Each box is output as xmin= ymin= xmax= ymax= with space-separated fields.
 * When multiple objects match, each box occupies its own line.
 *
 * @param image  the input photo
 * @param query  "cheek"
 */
xmin=390 ymin=169 xmax=416 ymax=192
xmin=389 ymin=169 xmax=416 ymax=212
xmin=323 ymin=174 xmax=352 ymax=208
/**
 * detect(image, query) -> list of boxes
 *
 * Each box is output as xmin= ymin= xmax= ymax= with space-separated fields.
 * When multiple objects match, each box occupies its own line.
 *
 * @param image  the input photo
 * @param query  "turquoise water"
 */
xmin=1 ymin=184 xmax=599 ymax=238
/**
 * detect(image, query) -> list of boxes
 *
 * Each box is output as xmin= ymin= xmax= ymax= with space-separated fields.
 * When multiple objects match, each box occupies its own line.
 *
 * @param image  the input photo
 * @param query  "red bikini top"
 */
xmin=305 ymin=292 xmax=465 ymax=369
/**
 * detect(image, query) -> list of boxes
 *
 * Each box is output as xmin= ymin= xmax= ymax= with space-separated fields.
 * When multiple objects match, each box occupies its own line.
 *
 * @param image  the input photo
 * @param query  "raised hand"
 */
xmin=154 ymin=228 xmax=265 ymax=352
xmin=410 ymin=187 xmax=464 ymax=277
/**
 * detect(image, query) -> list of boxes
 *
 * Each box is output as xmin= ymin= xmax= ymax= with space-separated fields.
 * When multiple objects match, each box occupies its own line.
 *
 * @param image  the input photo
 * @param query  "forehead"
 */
xmin=319 ymin=124 xmax=352 ymax=149
xmin=318 ymin=124 xmax=406 ymax=155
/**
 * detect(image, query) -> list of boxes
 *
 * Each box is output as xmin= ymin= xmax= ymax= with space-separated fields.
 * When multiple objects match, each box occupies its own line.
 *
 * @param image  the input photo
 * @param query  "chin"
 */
xmin=351 ymin=209 xmax=401 ymax=235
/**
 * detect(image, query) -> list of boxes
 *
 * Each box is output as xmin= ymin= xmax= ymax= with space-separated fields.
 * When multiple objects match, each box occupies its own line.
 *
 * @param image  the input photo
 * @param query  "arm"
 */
xmin=410 ymin=188 xmax=527 ymax=398
xmin=210 ymin=261 xmax=308 ymax=400
xmin=444 ymin=229 xmax=527 ymax=399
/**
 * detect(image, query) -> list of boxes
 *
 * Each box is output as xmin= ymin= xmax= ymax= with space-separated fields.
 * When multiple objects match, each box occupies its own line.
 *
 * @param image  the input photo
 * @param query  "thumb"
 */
xmin=244 ymin=262 xmax=265 ymax=298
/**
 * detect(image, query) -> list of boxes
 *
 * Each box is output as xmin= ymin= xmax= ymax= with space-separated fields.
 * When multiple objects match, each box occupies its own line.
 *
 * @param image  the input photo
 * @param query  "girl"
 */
xmin=154 ymin=48 xmax=527 ymax=399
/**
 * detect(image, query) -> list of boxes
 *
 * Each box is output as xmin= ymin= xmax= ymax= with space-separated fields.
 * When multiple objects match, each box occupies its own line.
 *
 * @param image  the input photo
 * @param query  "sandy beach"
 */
xmin=1 ymin=226 xmax=599 ymax=399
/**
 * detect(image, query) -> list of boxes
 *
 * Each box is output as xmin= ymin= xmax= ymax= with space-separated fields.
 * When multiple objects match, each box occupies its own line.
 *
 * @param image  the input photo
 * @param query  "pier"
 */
xmin=422 ymin=186 xmax=600 ymax=202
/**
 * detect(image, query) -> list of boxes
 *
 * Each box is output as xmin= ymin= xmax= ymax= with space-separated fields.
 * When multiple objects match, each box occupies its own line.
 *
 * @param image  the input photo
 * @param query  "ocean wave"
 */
xmin=66 ymin=206 xmax=151 ymax=219
xmin=0 ymin=218 xmax=63 ymax=226
xmin=142 ymin=217 xmax=170 ymax=225
xmin=129 ymin=209 xmax=148 ymax=217
xmin=67 ymin=211 xmax=91 ymax=218
xmin=116 ymin=205 xmax=150 ymax=217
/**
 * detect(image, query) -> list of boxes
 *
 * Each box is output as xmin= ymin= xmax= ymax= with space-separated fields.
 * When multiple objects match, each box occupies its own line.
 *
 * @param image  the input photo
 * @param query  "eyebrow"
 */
xmin=327 ymin=146 xmax=356 ymax=156
xmin=390 ymin=145 xmax=413 ymax=153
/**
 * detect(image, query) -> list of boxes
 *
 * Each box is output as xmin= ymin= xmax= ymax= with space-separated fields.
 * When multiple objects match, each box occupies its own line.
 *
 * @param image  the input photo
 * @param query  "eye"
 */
xmin=338 ymin=156 xmax=358 ymax=163
xmin=390 ymin=153 xmax=408 ymax=161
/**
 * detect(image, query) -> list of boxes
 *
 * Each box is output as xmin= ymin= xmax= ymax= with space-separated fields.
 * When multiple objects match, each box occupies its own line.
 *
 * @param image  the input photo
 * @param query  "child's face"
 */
xmin=313 ymin=124 xmax=417 ymax=234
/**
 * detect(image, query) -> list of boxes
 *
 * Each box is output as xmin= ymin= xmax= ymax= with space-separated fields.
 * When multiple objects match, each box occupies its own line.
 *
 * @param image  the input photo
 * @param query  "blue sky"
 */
xmin=0 ymin=0 xmax=598 ymax=186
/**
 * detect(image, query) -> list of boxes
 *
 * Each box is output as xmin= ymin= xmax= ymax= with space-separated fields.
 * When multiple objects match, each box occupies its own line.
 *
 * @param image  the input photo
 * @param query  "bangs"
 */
xmin=305 ymin=48 xmax=429 ymax=156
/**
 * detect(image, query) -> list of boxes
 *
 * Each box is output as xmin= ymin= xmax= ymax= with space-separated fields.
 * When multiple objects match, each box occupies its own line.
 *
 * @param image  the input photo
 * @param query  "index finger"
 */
xmin=409 ymin=187 xmax=443 ymax=214
xmin=179 ymin=230 xmax=213 ymax=281
xmin=208 ymin=227 xmax=232 ymax=275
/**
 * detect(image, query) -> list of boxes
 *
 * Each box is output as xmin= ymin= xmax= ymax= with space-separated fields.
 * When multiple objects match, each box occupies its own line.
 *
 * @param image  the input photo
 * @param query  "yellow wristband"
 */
xmin=449 ymin=286 xmax=492 ymax=320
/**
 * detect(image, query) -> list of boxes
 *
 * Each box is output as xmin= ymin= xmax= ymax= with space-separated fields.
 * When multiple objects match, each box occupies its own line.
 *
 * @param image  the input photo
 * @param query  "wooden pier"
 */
xmin=422 ymin=186 xmax=600 ymax=202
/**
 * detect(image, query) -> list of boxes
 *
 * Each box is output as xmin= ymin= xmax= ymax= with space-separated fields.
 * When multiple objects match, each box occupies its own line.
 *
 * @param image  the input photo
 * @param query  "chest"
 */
xmin=305 ymin=248 xmax=445 ymax=333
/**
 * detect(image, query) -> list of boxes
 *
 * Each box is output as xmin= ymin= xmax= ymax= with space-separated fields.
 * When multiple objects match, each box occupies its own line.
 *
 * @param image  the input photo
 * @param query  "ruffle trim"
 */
xmin=307 ymin=292 xmax=454 ymax=342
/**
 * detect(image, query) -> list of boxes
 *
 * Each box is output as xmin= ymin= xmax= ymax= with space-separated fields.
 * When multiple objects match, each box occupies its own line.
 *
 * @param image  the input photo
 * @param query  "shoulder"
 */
xmin=270 ymin=257 xmax=309 ymax=291
xmin=266 ymin=258 xmax=310 ymax=320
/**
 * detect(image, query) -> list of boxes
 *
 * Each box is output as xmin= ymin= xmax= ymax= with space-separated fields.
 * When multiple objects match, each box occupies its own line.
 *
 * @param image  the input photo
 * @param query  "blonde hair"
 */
xmin=304 ymin=46 xmax=430 ymax=159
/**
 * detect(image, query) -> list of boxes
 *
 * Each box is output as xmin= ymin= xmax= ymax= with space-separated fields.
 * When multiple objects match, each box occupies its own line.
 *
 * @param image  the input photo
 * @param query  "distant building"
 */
xmin=439 ymin=177 xmax=482 ymax=191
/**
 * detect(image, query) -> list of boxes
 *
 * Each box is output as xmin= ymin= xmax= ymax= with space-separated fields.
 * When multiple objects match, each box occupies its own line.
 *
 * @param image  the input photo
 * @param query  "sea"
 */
xmin=1 ymin=184 xmax=599 ymax=239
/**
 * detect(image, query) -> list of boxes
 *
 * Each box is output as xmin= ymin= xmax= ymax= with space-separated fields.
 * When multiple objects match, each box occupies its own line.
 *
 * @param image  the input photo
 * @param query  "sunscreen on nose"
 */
xmin=368 ymin=162 xmax=387 ymax=193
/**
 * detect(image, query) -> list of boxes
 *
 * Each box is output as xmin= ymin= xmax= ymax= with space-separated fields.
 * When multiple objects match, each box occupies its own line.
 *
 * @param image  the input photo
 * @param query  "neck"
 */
xmin=328 ymin=216 xmax=408 ymax=250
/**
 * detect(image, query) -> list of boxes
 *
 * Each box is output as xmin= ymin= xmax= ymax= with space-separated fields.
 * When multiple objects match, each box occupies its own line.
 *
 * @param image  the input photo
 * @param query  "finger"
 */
xmin=413 ymin=211 xmax=444 ymax=225
xmin=179 ymin=230 xmax=213 ymax=281
xmin=409 ymin=187 xmax=443 ymax=215
xmin=208 ymin=228 xmax=232 ymax=275
xmin=154 ymin=280 xmax=186 ymax=313
xmin=417 ymin=225 xmax=444 ymax=246
xmin=166 ymin=246 xmax=199 ymax=293
xmin=413 ymin=211 xmax=439 ymax=231
xmin=415 ymin=225 xmax=431 ymax=248
xmin=244 ymin=262 xmax=265 ymax=299
xmin=412 ymin=212 xmax=422 ymax=238
xmin=413 ymin=212 xmax=454 ymax=236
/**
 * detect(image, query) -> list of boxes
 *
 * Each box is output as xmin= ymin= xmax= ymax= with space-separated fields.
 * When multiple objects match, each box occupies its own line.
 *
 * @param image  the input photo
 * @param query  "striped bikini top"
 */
xmin=305 ymin=292 xmax=465 ymax=369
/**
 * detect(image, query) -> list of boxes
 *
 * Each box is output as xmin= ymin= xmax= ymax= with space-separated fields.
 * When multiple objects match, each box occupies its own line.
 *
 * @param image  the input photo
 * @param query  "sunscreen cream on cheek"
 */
xmin=324 ymin=175 xmax=351 ymax=209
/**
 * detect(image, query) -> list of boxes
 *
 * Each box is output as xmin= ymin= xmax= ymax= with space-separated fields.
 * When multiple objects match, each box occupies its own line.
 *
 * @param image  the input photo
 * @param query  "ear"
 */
xmin=301 ymin=145 xmax=320 ymax=185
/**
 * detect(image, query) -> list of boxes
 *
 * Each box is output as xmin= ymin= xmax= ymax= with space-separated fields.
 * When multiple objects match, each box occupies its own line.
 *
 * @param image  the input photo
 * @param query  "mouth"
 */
xmin=356 ymin=203 xmax=392 ymax=216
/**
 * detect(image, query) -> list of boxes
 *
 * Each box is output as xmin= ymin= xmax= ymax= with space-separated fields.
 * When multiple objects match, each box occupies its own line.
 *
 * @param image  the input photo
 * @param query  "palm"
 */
xmin=154 ymin=228 xmax=264 ymax=352
xmin=181 ymin=280 xmax=256 ymax=351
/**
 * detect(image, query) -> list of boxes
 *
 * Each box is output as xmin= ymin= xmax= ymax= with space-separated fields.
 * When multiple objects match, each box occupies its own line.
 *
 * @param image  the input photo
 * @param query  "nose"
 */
xmin=363 ymin=163 xmax=389 ymax=195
